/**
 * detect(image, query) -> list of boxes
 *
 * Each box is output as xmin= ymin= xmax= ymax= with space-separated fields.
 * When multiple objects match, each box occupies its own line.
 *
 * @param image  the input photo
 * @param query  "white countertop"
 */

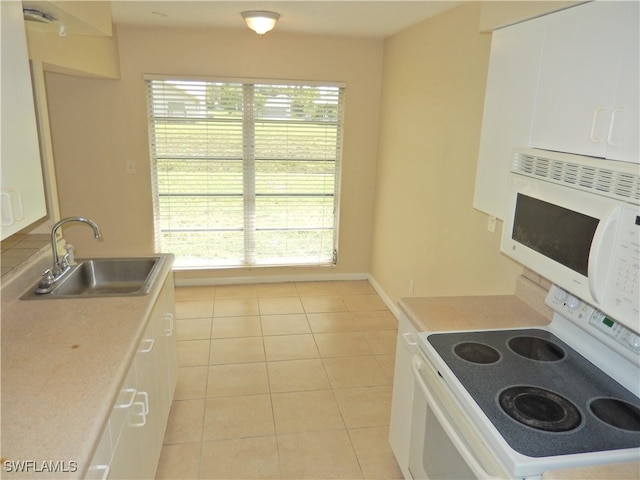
xmin=1 ymin=251 xmax=174 ymax=479
xmin=397 ymin=277 xmax=639 ymax=480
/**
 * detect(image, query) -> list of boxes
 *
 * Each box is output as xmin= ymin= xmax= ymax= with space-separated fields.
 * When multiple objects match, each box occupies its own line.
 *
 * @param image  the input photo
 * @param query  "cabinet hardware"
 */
xmin=589 ymin=106 xmax=606 ymax=143
xmin=607 ymin=107 xmax=624 ymax=146
xmin=114 ymin=388 xmax=137 ymax=409
xmin=138 ymin=338 xmax=155 ymax=353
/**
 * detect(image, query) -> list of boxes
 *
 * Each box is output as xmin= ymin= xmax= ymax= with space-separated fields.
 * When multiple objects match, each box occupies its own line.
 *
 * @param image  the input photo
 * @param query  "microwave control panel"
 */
xmin=603 ymin=205 xmax=640 ymax=333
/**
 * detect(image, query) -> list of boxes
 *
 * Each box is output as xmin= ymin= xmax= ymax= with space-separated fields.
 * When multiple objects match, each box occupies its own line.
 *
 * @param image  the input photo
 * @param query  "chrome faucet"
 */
xmin=36 ymin=216 xmax=102 ymax=293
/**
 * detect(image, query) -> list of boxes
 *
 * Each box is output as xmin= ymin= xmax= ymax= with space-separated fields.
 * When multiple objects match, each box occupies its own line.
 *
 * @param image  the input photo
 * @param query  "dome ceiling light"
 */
xmin=241 ymin=11 xmax=280 ymax=36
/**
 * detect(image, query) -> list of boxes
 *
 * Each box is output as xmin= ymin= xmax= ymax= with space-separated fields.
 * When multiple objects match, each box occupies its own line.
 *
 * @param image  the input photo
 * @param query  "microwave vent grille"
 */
xmin=513 ymin=153 xmax=640 ymax=204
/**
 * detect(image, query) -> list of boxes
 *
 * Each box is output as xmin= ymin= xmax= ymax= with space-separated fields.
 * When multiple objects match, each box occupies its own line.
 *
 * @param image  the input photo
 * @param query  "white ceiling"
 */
xmin=110 ymin=1 xmax=463 ymax=38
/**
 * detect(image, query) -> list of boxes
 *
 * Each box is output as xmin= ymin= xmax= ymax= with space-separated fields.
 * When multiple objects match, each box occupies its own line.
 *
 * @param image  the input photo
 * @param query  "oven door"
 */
xmin=408 ymin=350 xmax=510 ymax=480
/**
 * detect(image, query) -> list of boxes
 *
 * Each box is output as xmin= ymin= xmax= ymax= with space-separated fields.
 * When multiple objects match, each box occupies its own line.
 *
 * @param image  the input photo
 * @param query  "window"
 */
xmin=146 ymin=77 xmax=345 ymax=268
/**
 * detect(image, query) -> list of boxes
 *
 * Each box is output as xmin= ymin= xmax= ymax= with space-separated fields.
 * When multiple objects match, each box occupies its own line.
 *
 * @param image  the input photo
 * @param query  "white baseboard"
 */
xmin=174 ymin=270 xmax=400 ymax=322
xmin=174 ymin=271 xmax=369 ymax=287
xmin=367 ymin=274 xmax=400 ymax=320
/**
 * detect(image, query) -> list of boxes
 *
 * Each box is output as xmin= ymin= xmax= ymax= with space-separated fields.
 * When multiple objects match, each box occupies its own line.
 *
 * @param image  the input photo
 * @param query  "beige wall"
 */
xmin=46 ymin=25 xmax=383 ymax=280
xmin=370 ymin=2 xmax=523 ymax=304
xmin=25 ymin=0 xmax=118 ymax=79
xmin=27 ymin=29 xmax=120 ymax=79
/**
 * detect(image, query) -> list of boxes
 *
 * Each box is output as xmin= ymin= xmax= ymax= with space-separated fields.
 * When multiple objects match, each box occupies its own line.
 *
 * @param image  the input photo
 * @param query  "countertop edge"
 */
xmin=1 ymin=253 xmax=175 ymax=479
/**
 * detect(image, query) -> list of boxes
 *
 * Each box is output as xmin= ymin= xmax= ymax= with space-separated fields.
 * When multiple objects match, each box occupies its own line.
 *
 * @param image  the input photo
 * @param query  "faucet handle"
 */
xmin=61 ymin=253 xmax=70 ymax=269
xmin=35 ymin=269 xmax=56 ymax=294
xmin=41 ymin=269 xmax=54 ymax=283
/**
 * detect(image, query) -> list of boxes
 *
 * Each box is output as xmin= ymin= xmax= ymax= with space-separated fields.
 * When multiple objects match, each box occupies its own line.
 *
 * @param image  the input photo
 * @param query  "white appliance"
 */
xmin=407 ymin=149 xmax=640 ymax=479
xmin=501 ymin=148 xmax=640 ymax=332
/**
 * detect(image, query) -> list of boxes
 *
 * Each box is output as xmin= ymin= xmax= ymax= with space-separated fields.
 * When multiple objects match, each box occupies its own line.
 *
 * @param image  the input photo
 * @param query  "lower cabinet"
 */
xmin=389 ymin=311 xmax=418 ymax=479
xmin=86 ymin=274 xmax=177 ymax=479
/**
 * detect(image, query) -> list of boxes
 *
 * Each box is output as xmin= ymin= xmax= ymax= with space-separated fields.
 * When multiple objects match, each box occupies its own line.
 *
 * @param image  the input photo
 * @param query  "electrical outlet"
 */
xmin=487 ymin=215 xmax=496 ymax=233
xmin=409 ymin=279 xmax=415 ymax=296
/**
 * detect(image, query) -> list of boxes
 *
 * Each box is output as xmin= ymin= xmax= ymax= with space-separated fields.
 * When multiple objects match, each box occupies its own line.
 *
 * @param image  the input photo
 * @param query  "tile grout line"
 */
xmin=259 ymin=299 xmax=286 ymax=480
xmin=196 ymin=294 xmax=216 ymax=479
xmin=169 ymin=283 xmax=397 ymax=480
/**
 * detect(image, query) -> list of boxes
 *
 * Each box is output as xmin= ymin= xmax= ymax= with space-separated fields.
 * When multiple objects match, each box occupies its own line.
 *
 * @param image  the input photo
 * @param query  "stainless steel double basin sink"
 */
xmin=22 ymin=256 xmax=166 ymax=300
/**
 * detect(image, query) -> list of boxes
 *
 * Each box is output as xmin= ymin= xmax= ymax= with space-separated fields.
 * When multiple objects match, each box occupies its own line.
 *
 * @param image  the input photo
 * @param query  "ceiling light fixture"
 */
xmin=241 ymin=11 xmax=280 ymax=36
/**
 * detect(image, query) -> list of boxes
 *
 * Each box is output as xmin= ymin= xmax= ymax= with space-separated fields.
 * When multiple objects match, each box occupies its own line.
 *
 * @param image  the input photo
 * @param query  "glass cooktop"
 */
xmin=427 ymin=328 xmax=640 ymax=458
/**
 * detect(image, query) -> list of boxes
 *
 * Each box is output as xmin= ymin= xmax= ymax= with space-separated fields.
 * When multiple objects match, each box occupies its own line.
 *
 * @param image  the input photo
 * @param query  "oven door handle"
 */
xmin=411 ymin=355 xmax=503 ymax=480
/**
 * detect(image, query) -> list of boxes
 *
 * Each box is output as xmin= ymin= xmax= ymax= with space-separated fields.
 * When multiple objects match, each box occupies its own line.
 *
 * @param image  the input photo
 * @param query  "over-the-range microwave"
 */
xmin=501 ymin=148 xmax=640 ymax=333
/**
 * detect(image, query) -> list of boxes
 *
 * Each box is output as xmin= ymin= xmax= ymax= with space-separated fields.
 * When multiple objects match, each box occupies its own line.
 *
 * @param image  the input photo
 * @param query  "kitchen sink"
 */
xmin=22 ymin=256 xmax=165 ymax=299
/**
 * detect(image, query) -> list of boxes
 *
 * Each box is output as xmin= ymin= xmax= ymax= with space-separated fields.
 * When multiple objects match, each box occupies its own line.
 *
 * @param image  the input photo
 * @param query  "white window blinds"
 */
xmin=146 ymin=78 xmax=345 ymax=268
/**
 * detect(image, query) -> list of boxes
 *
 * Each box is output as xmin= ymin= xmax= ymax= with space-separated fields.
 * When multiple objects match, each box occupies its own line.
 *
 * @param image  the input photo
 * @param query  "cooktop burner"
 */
xmin=590 ymin=398 xmax=640 ymax=432
xmin=454 ymin=342 xmax=501 ymax=364
xmin=508 ymin=336 xmax=565 ymax=362
xmin=499 ymin=386 xmax=581 ymax=432
xmin=427 ymin=329 xmax=640 ymax=458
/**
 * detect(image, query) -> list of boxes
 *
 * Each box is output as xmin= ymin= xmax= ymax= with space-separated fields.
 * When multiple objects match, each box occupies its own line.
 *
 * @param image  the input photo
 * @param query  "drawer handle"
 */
xmin=164 ymin=313 xmax=175 ymax=336
xmin=131 ymin=401 xmax=148 ymax=427
xmin=7 ymin=188 xmax=24 ymax=221
xmin=138 ymin=338 xmax=155 ymax=353
xmin=131 ymin=391 xmax=149 ymax=427
xmin=402 ymin=332 xmax=417 ymax=346
xmin=138 ymin=390 xmax=149 ymax=415
xmin=90 ymin=464 xmax=110 ymax=480
xmin=1 ymin=192 xmax=14 ymax=226
xmin=114 ymin=388 xmax=137 ymax=409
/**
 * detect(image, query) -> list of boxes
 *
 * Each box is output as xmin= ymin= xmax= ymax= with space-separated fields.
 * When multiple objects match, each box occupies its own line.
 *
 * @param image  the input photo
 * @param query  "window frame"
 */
xmin=145 ymin=75 xmax=345 ymax=269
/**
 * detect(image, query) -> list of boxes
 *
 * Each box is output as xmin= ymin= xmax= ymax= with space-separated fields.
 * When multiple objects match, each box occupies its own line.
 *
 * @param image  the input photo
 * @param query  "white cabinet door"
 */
xmin=0 ymin=1 xmax=47 ymax=239
xmin=109 ymin=367 xmax=142 ymax=480
xmin=605 ymin=4 xmax=639 ymax=163
xmin=88 ymin=272 xmax=177 ymax=479
xmin=474 ymin=17 xmax=545 ymax=218
xmin=530 ymin=1 xmax=638 ymax=163
xmin=164 ymin=278 xmax=178 ymax=405
xmin=134 ymin=316 xmax=163 ymax=479
xmin=389 ymin=312 xmax=418 ymax=479
xmin=86 ymin=424 xmax=112 ymax=480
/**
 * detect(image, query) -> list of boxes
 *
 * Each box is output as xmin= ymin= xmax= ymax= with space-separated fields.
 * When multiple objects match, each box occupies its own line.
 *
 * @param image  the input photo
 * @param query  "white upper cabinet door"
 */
xmin=606 ymin=2 xmax=639 ymax=162
xmin=530 ymin=1 xmax=639 ymax=163
xmin=474 ymin=17 xmax=545 ymax=218
xmin=0 ymin=1 xmax=47 ymax=239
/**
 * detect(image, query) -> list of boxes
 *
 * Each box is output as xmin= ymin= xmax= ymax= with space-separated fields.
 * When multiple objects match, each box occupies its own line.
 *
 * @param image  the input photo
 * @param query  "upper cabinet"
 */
xmin=530 ymin=1 xmax=639 ymax=163
xmin=475 ymin=1 xmax=640 ymax=219
xmin=474 ymin=17 xmax=545 ymax=218
xmin=1 ymin=1 xmax=47 ymax=240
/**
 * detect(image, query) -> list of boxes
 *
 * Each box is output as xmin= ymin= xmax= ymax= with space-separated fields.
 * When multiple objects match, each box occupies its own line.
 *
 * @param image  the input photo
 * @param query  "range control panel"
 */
xmin=546 ymin=284 xmax=640 ymax=358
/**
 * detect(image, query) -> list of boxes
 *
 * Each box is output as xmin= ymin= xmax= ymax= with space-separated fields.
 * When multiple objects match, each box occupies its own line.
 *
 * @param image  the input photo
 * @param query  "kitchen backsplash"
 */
xmin=0 ymin=234 xmax=49 ymax=279
xmin=516 ymin=268 xmax=554 ymax=320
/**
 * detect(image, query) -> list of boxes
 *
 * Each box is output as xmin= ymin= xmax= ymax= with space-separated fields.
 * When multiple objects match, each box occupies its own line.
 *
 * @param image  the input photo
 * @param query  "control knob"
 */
xmin=566 ymin=295 xmax=581 ymax=310
xmin=627 ymin=334 xmax=640 ymax=350
xmin=554 ymin=288 xmax=568 ymax=302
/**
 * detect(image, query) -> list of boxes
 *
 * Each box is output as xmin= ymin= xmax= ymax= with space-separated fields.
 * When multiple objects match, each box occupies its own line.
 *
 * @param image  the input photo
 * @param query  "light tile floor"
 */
xmin=155 ymin=280 xmax=403 ymax=480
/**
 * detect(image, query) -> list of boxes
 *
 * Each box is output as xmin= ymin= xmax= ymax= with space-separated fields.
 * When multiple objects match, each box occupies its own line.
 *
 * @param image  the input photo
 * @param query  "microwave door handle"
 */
xmin=411 ymin=355 xmax=503 ymax=480
xmin=588 ymin=205 xmax=621 ymax=304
